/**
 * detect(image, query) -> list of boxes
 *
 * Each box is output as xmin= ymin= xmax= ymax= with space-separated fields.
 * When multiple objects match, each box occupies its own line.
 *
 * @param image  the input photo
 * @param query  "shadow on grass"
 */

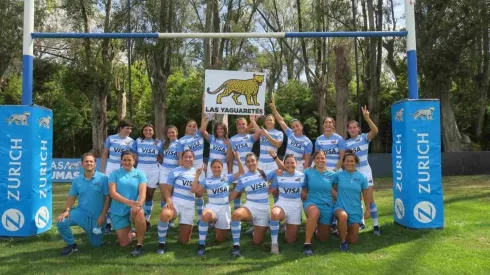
xmin=444 ymin=192 xmax=490 ymax=205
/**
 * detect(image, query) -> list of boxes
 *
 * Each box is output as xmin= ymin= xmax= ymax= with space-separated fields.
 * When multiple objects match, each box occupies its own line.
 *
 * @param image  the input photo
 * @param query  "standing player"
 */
xmin=57 ymin=152 xmax=110 ymax=255
xmin=100 ymin=119 xmax=135 ymax=232
xmin=159 ymin=125 xmax=179 ymax=208
xmin=258 ymin=114 xmax=284 ymax=173
xmin=333 ymin=151 xmax=372 ymax=251
xmin=228 ymin=153 xmax=275 ymax=258
xmin=133 ymin=124 xmax=163 ymax=229
xmin=229 ymin=116 xmax=261 ymax=211
xmin=200 ymin=114 xmax=233 ymax=176
xmin=346 ymin=106 xmax=380 ymax=235
xmin=177 ymin=120 xmax=206 ymax=221
xmin=108 ymin=151 xmax=148 ymax=256
xmin=315 ymin=117 xmax=346 ymax=171
xmin=156 ymin=150 xmax=200 ymax=254
xmin=191 ymin=152 xmax=245 ymax=256
xmin=302 ymin=150 xmax=336 ymax=256
xmin=268 ymin=152 xmax=305 ymax=255
xmin=269 ymin=101 xmax=313 ymax=171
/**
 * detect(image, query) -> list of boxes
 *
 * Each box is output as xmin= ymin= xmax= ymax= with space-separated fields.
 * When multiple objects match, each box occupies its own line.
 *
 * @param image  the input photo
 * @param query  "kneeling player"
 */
xmin=268 ymin=153 xmax=305 ymax=255
xmin=192 ymin=152 xmax=244 ymax=256
xmin=333 ymin=151 xmax=371 ymax=252
xmin=57 ymin=152 xmax=110 ymax=256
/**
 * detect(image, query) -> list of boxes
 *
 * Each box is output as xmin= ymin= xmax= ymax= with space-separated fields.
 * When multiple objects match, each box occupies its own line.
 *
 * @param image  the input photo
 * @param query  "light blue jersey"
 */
xmin=104 ymin=134 xmax=134 ymax=165
xmin=259 ymin=129 xmax=284 ymax=163
xmin=346 ymin=133 xmax=370 ymax=168
xmin=315 ymin=133 xmax=346 ymax=169
xmin=69 ymin=172 xmax=109 ymax=219
xmin=167 ymin=166 xmax=197 ymax=204
xmin=133 ymin=138 xmax=163 ymax=168
xmin=304 ymin=168 xmax=336 ymax=206
xmin=235 ymin=171 xmax=275 ymax=205
xmin=271 ymin=171 xmax=306 ymax=201
xmin=200 ymin=174 xmax=235 ymax=205
xmin=177 ymin=132 xmax=204 ymax=166
xmin=230 ymin=134 xmax=257 ymax=166
xmin=208 ymin=136 xmax=228 ymax=166
xmin=108 ymin=168 xmax=147 ymax=216
xmin=333 ymin=170 xmax=368 ymax=216
xmin=162 ymin=139 xmax=179 ymax=169
xmin=284 ymin=128 xmax=313 ymax=162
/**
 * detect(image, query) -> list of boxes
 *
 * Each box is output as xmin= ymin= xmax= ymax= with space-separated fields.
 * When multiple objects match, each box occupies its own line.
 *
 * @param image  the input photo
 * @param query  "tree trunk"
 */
xmin=115 ymin=77 xmax=127 ymax=121
xmin=91 ymin=93 xmax=108 ymax=156
xmin=334 ymin=45 xmax=351 ymax=139
xmin=474 ymin=6 xmax=489 ymax=139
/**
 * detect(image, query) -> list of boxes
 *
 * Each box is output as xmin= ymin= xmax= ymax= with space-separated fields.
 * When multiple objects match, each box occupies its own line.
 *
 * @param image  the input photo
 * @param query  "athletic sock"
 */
xmin=370 ymin=202 xmax=379 ymax=227
xmin=144 ymin=201 xmax=153 ymax=221
xmin=231 ymin=221 xmax=241 ymax=246
xmin=196 ymin=197 xmax=204 ymax=220
xmin=270 ymin=220 xmax=280 ymax=244
xmin=157 ymin=221 xmax=169 ymax=243
xmin=233 ymin=198 xmax=241 ymax=210
xmin=198 ymin=221 xmax=209 ymax=245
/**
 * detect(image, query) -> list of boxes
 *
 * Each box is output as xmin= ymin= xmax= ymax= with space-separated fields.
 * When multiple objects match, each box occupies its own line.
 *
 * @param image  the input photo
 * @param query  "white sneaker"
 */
xmin=271 ymin=243 xmax=279 ymax=255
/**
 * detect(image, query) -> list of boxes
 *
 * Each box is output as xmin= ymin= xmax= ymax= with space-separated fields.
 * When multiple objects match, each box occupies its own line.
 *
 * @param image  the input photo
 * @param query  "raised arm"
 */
xmin=232 ymin=151 xmax=245 ymax=179
xmin=200 ymin=113 xmax=213 ymax=142
xmin=191 ymin=167 xmax=204 ymax=194
xmin=249 ymin=115 xmax=262 ymax=141
xmin=362 ymin=106 xmax=379 ymax=141
xmin=268 ymin=149 xmax=285 ymax=170
xmin=269 ymin=101 xmax=288 ymax=132
xmin=261 ymin=127 xmax=283 ymax=148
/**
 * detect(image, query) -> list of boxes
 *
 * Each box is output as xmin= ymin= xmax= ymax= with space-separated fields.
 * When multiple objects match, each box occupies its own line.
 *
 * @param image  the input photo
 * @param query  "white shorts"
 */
xmin=273 ymin=199 xmax=302 ymax=225
xmin=159 ymin=166 xmax=173 ymax=184
xmin=139 ymin=165 xmax=160 ymax=188
xmin=258 ymin=161 xmax=278 ymax=174
xmin=242 ymin=201 xmax=270 ymax=227
xmin=173 ymin=199 xmax=195 ymax=225
xmin=105 ymin=162 xmax=120 ymax=176
xmin=232 ymin=164 xmax=249 ymax=183
xmin=204 ymin=203 xmax=231 ymax=230
xmin=206 ymin=161 xmax=228 ymax=177
xmin=359 ymin=166 xmax=374 ymax=187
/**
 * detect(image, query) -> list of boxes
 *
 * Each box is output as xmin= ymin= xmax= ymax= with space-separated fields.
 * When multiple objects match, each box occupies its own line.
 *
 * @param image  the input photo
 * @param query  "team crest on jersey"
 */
xmin=38 ymin=116 xmax=51 ymax=128
xmin=295 ymin=177 xmax=301 ymax=182
xmin=355 ymin=138 xmax=361 ymax=142
xmin=5 ymin=112 xmax=30 ymax=126
xmin=330 ymin=140 xmax=338 ymax=144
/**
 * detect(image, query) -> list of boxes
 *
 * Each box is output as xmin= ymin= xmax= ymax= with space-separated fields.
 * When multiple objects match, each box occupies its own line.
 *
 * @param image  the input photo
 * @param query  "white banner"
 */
xmin=204 ymin=70 xmax=267 ymax=115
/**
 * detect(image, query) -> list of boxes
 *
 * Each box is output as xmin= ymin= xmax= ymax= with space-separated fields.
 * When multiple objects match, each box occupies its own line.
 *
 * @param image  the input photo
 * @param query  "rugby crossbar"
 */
xmin=31 ymin=31 xmax=408 ymax=39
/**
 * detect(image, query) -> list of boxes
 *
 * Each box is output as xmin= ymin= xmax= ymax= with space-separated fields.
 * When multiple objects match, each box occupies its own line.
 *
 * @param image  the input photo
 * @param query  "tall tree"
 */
xmin=334 ymin=44 xmax=351 ymax=138
xmin=474 ymin=2 xmax=490 ymax=140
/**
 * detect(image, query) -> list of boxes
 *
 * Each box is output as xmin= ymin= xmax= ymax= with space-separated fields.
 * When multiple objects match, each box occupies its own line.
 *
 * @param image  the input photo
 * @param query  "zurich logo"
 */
xmin=2 ymin=209 xmax=25 ymax=232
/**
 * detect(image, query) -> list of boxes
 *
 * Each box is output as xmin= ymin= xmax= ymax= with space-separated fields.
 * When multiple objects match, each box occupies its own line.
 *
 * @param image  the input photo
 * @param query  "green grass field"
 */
xmin=1 ymin=176 xmax=490 ymax=275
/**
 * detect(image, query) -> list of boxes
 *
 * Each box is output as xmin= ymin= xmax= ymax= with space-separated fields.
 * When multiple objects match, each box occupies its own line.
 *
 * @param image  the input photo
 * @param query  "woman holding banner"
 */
xmin=345 ymin=106 xmax=380 ymax=235
xmin=108 ymin=150 xmax=148 ymax=257
xmin=269 ymin=100 xmax=312 ymax=171
xmin=133 ymin=124 xmax=163 ymax=229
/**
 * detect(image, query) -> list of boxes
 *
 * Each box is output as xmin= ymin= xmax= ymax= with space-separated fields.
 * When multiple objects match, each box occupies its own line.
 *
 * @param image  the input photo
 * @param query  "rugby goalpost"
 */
xmin=0 ymin=0 xmax=442 ymax=237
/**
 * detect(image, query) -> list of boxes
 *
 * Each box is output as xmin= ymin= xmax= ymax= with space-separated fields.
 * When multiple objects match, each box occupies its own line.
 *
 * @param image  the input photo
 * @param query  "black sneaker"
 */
xmin=146 ymin=221 xmax=151 ymax=231
xmin=373 ymin=226 xmax=381 ymax=236
xmin=130 ymin=245 xmax=144 ymax=257
xmin=303 ymin=243 xmax=313 ymax=256
xmin=60 ymin=243 xmax=78 ymax=256
xmin=196 ymin=244 xmax=206 ymax=256
xmin=232 ymin=245 xmax=241 ymax=258
xmin=156 ymin=242 xmax=166 ymax=255
xmin=104 ymin=223 xmax=112 ymax=234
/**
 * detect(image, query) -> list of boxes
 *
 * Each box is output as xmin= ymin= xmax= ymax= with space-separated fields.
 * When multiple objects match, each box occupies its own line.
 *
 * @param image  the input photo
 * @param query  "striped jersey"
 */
xmin=284 ymin=128 xmax=313 ymax=162
xmin=345 ymin=133 xmax=371 ymax=168
xmin=315 ymin=133 xmax=346 ymax=169
xmin=235 ymin=171 xmax=274 ymax=205
xmin=208 ymin=136 xmax=228 ymax=165
xmin=133 ymin=138 xmax=163 ymax=168
xmin=230 ymin=133 xmax=256 ymax=166
xmin=271 ymin=171 xmax=306 ymax=201
xmin=177 ymin=132 xmax=204 ymax=166
xmin=259 ymin=129 xmax=284 ymax=163
xmin=104 ymin=134 xmax=135 ymax=164
xmin=167 ymin=166 xmax=197 ymax=205
xmin=200 ymin=174 xmax=234 ymax=205
xmin=162 ymin=139 xmax=179 ymax=169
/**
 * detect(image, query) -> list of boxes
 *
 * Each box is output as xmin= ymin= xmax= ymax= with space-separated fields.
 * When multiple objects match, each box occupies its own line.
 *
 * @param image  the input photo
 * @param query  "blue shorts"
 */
xmin=304 ymin=201 xmax=334 ymax=225
xmin=109 ymin=213 xmax=131 ymax=231
xmin=334 ymin=207 xmax=363 ymax=225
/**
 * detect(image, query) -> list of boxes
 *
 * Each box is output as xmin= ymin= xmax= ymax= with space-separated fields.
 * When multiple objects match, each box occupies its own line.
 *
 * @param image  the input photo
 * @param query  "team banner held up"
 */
xmin=204 ymin=70 xmax=267 ymax=116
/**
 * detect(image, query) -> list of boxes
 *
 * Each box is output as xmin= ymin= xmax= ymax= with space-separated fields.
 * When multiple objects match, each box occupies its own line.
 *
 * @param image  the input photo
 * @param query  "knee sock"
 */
xmin=231 ymin=221 xmax=241 ymax=246
xmin=270 ymin=220 xmax=280 ymax=244
xmin=144 ymin=201 xmax=153 ymax=221
xmin=370 ymin=202 xmax=379 ymax=227
xmin=157 ymin=220 xmax=169 ymax=244
xmin=196 ymin=197 xmax=204 ymax=220
xmin=198 ymin=221 xmax=209 ymax=245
